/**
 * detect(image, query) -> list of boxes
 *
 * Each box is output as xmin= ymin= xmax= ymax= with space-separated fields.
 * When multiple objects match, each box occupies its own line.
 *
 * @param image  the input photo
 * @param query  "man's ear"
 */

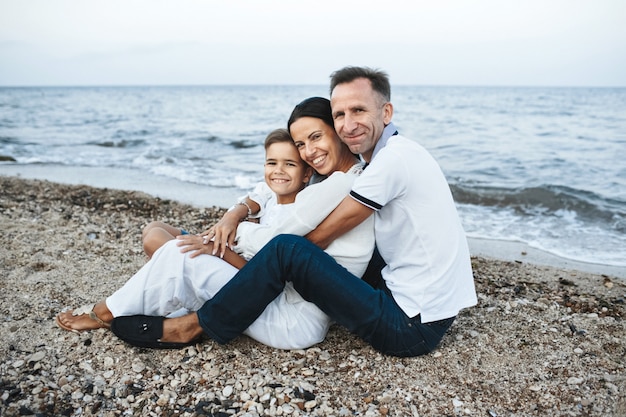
xmin=383 ymin=102 xmax=394 ymax=125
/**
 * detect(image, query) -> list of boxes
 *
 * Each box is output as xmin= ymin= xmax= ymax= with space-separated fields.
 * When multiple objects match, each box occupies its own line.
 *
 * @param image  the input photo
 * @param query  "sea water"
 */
xmin=1 ymin=85 xmax=625 ymax=268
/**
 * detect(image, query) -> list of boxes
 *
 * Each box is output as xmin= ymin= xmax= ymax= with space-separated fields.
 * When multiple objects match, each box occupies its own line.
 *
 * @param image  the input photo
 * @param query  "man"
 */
xmin=112 ymin=66 xmax=477 ymax=357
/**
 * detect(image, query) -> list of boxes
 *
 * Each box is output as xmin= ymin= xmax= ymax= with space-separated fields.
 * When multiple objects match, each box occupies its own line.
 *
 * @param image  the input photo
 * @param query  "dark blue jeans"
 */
xmin=196 ymin=234 xmax=455 ymax=357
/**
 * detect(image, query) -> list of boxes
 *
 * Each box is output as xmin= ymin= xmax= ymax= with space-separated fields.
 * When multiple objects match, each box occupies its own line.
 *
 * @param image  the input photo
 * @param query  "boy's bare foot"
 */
xmin=55 ymin=302 xmax=113 ymax=332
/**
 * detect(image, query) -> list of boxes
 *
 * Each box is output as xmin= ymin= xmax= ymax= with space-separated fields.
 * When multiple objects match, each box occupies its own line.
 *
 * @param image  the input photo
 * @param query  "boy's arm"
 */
xmin=219 ymin=246 xmax=248 ymax=269
xmin=177 ymin=236 xmax=247 ymax=269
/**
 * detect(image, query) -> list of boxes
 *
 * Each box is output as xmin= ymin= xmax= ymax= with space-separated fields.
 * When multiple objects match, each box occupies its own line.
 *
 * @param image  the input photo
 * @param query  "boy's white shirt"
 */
xmin=238 ymin=181 xmax=274 ymax=220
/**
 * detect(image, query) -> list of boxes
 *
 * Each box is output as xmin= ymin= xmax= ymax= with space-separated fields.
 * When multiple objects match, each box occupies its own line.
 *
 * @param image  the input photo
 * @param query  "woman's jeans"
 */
xmin=196 ymin=234 xmax=455 ymax=357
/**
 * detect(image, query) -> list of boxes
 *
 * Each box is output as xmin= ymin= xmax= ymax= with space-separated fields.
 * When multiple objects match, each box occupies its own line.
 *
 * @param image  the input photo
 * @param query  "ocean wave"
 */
xmin=0 ymin=136 xmax=22 ymax=145
xmin=91 ymin=139 xmax=147 ymax=148
xmin=229 ymin=139 xmax=261 ymax=149
xmin=451 ymin=184 xmax=625 ymax=229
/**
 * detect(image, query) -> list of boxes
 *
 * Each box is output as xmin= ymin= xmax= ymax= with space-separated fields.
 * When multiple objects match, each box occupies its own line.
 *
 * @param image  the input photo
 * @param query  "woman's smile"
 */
xmin=310 ymin=154 xmax=327 ymax=169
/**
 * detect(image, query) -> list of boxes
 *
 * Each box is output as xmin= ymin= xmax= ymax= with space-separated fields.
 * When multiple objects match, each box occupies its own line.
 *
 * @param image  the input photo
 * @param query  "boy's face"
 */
xmin=264 ymin=141 xmax=312 ymax=204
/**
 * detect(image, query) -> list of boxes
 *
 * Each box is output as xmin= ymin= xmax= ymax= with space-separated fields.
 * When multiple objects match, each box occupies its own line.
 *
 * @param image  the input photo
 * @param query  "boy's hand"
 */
xmin=176 ymin=234 xmax=217 ymax=259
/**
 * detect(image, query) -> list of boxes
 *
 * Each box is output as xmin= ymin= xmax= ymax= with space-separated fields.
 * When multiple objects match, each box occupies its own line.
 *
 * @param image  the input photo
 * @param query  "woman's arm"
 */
xmin=234 ymin=171 xmax=357 ymax=257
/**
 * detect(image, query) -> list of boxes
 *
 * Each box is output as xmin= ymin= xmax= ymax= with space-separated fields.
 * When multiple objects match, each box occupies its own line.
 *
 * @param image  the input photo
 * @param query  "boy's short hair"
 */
xmin=264 ymin=128 xmax=294 ymax=150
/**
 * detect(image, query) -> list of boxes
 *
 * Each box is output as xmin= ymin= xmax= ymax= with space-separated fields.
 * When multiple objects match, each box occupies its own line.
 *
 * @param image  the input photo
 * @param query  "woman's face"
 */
xmin=289 ymin=116 xmax=353 ymax=176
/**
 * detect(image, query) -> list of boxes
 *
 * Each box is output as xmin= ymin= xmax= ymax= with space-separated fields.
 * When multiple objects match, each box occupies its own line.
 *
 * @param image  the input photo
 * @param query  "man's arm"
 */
xmin=305 ymin=196 xmax=374 ymax=249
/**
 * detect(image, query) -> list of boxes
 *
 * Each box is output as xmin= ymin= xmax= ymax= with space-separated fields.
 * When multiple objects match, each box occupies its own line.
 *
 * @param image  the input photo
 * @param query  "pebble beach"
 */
xmin=1 ymin=175 xmax=625 ymax=416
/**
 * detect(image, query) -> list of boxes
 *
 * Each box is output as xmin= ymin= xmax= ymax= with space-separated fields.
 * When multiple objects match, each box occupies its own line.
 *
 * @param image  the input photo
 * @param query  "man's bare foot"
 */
xmin=55 ymin=301 xmax=113 ymax=332
xmin=159 ymin=313 xmax=204 ymax=343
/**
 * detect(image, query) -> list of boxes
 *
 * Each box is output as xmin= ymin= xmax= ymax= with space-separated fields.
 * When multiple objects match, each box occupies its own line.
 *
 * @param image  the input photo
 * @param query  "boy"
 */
xmin=141 ymin=128 xmax=312 ymax=260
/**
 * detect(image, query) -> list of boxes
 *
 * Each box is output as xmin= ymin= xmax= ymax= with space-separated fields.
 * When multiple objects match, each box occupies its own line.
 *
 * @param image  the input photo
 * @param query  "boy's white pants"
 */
xmin=106 ymin=240 xmax=330 ymax=350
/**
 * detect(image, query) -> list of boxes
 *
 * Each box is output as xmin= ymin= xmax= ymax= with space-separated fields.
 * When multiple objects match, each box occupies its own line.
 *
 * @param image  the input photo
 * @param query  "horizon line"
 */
xmin=1 ymin=83 xmax=625 ymax=89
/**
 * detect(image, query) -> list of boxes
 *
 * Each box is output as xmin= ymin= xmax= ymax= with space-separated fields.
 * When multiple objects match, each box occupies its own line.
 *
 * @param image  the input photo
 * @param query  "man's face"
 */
xmin=330 ymin=77 xmax=393 ymax=162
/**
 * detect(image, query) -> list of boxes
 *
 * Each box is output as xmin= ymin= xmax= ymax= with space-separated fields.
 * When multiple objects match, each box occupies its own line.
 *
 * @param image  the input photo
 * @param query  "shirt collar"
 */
xmin=370 ymin=122 xmax=398 ymax=161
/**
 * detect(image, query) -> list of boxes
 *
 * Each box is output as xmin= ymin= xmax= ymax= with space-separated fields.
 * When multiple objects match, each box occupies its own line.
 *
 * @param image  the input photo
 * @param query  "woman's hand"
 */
xmin=200 ymin=207 xmax=247 ymax=258
xmin=176 ymin=234 xmax=216 ymax=259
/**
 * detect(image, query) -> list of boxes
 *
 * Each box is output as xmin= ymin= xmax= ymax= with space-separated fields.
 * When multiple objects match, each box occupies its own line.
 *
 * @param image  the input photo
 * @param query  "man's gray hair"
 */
xmin=329 ymin=66 xmax=391 ymax=102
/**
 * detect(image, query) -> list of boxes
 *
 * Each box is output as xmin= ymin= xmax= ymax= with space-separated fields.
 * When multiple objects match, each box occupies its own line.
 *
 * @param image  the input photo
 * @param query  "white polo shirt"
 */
xmin=350 ymin=128 xmax=477 ymax=322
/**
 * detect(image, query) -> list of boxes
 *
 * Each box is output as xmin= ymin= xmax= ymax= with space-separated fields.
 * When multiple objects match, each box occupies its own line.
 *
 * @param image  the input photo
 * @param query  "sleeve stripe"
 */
xmin=350 ymin=190 xmax=383 ymax=211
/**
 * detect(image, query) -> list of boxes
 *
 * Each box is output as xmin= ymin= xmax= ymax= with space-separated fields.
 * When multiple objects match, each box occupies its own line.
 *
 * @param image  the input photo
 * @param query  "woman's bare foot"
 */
xmin=55 ymin=301 xmax=114 ymax=332
xmin=159 ymin=313 xmax=204 ymax=343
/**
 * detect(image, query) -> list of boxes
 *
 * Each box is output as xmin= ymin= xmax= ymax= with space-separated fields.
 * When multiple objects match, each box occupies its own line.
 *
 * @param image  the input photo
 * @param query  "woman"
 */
xmin=56 ymin=97 xmax=374 ymax=349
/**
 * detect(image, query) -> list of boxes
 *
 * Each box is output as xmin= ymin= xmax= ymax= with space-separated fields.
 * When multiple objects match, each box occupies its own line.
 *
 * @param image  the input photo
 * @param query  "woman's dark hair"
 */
xmin=287 ymin=97 xmax=334 ymax=132
xmin=329 ymin=66 xmax=390 ymax=102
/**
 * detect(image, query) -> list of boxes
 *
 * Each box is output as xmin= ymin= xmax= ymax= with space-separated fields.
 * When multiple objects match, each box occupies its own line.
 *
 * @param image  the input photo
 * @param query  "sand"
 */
xmin=1 ymin=175 xmax=625 ymax=416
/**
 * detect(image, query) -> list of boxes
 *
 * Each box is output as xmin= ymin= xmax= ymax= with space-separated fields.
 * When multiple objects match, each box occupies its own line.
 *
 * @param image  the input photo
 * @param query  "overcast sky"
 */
xmin=1 ymin=0 xmax=625 ymax=86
